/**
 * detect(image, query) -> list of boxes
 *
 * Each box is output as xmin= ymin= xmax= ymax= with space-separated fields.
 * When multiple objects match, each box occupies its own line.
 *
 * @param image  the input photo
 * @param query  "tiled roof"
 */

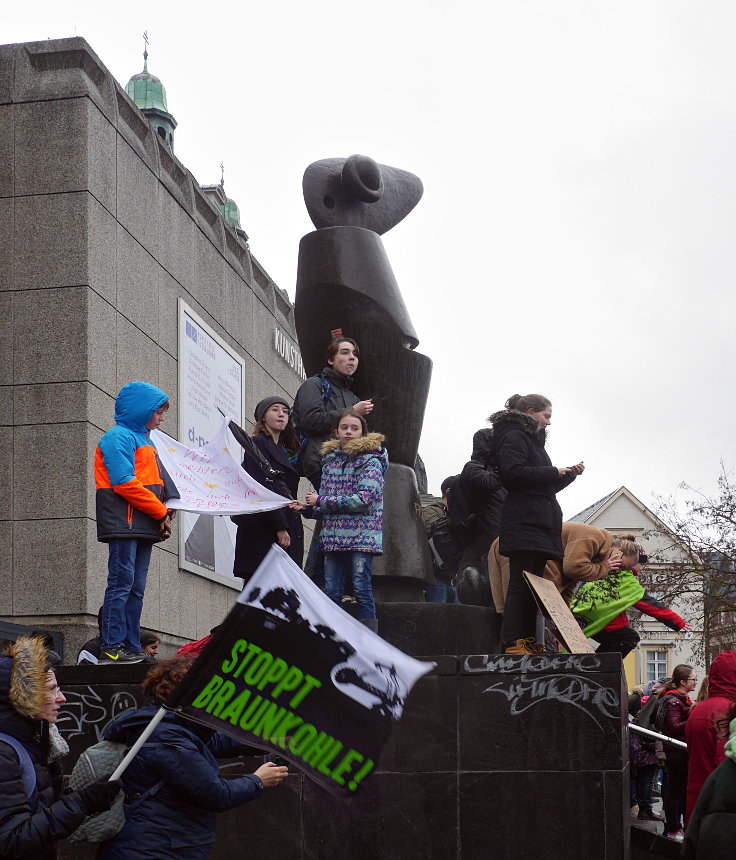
xmin=568 ymin=487 xmax=623 ymax=523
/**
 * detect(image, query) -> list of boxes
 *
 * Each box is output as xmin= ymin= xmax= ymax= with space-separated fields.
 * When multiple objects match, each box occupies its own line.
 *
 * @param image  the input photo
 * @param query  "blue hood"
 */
xmin=114 ymin=382 xmax=168 ymax=433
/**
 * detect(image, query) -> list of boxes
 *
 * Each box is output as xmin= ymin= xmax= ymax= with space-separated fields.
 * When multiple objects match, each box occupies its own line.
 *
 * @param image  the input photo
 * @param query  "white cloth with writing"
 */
xmin=151 ymin=419 xmax=290 ymax=516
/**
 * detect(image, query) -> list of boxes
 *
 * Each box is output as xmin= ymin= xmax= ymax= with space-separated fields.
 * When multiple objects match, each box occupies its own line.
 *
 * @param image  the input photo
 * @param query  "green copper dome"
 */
xmin=125 ymin=53 xmax=177 ymax=149
xmin=221 ymin=198 xmax=242 ymax=229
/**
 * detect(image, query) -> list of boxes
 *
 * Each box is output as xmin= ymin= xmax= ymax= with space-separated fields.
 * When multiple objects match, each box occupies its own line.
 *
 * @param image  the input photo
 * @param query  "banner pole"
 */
xmin=109 ymin=706 xmax=168 ymax=781
xmin=627 ymin=722 xmax=688 ymax=750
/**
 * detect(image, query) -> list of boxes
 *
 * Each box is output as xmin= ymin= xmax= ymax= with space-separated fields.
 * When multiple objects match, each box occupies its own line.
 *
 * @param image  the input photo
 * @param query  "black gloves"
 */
xmin=77 ymin=778 xmax=123 ymax=814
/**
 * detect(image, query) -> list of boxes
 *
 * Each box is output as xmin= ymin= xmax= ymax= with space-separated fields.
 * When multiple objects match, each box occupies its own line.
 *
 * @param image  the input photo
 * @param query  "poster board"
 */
xmin=177 ymin=300 xmax=245 ymax=586
xmin=523 ymin=572 xmax=595 ymax=654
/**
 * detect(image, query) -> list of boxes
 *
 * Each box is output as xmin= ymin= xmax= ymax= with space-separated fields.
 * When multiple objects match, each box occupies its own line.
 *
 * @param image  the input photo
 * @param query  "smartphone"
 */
xmin=609 ymin=549 xmax=623 ymax=561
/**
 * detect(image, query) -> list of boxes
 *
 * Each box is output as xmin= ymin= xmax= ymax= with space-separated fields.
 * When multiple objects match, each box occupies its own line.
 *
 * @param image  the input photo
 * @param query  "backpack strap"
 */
xmin=0 ymin=733 xmax=37 ymax=800
xmin=126 ymin=779 xmax=164 ymax=810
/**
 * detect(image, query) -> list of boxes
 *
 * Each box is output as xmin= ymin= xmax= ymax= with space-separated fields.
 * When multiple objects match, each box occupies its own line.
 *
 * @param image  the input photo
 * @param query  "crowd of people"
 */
xmin=626 ymin=651 xmax=736 ymax=853
xmin=2 ymin=333 xmax=735 ymax=858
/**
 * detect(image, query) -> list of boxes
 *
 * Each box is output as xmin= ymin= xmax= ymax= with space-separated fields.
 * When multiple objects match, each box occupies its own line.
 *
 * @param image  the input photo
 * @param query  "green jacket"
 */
xmin=570 ymin=569 xmax=645 ymax=637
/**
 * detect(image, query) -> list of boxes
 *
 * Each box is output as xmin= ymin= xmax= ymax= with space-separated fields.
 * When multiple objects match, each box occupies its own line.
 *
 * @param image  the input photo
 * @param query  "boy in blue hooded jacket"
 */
xmin=94 ymin=382 xmax=178 ymax=663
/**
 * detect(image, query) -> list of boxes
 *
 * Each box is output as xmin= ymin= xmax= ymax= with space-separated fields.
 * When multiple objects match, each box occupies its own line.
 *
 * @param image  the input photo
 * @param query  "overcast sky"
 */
xmin=6 ymin=1 xmax=735 ymax=519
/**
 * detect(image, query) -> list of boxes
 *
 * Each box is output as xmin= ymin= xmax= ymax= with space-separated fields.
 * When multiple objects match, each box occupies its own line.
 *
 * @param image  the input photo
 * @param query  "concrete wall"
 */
xmin=0 ymin=37 xmax=307 ymax=658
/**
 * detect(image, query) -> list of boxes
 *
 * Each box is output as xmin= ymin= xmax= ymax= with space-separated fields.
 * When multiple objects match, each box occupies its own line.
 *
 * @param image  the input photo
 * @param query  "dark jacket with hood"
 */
xmin=686 ymin=650 xmax=736 ymax=821
xmin=94 ymin=381 xmax=179 ymax=542
xmin=232 ymin=435 xmax=304 ymax=579
xmin=683 ymin=716 xmax=736 ymax=860
xmin=99 ymin=704 xmax=263 ymax=860
xmin=448 ymin=429 xmax=506 ymax=569
xmin=0 ymin=638 xmax=89 ymax=859
xmin=291 ymin=366 xmax=359 ymax=486
xmin=488 ymin=409 xmax=576 ymax=558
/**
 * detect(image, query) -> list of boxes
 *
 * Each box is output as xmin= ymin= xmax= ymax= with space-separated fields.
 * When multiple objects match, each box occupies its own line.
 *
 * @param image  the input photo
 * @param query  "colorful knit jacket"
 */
xmin=314 ymin=433 xmax=388 ymax=555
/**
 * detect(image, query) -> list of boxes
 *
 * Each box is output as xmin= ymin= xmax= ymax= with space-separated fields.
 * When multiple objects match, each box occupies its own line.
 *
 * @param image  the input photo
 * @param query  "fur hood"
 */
xmin=488 ymin=409 xmax=546 ymax=443
xmin=4 ymin=636 xmax=48 ymax=718
xmin=320 ymin=432 xmax=385 ymax=459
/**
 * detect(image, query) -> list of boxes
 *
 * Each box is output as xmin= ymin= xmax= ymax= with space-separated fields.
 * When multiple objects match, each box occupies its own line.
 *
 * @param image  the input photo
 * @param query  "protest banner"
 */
xmin=164 ymin=545 xmax=436 ymax=796
xmin=151 ymin=419 xmax=290 ymax=517
xmin=524 ymin=572 xmax=596 ymax=654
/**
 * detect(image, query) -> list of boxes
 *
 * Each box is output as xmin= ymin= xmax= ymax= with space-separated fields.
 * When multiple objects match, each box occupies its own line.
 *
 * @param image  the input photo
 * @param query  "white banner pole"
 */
xmin=628 ymin=722 xmax=688 ymax=750
xmin=109 ymin=706 xmax=168 ymax=781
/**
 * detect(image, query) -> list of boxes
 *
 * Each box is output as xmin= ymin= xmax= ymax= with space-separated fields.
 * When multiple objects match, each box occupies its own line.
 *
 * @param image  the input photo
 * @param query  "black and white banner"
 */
xmin=165 ymin=545 xmax=435 ymax=796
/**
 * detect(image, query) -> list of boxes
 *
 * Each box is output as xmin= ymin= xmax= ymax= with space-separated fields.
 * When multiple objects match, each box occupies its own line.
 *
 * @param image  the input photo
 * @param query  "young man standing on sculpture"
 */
xmin=94 ymin=381 xmax=178 ymax=664
xmin=292 ymin=337 xmax=373 ymax=585
xmin=292 ymin=337 xmax=374 ymax=490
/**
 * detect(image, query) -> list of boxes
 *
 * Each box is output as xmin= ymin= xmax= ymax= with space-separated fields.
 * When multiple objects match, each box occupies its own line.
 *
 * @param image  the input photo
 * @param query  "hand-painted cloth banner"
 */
xmin=164 ymin=545 xmax=436 ymax=796
xmin=151 ymin=419 xmax=289 ymax=516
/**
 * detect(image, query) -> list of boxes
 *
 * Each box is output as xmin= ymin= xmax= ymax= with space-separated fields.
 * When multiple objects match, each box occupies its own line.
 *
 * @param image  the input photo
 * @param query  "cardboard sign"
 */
xmin=523 ymin=572 xmax=596 ymax=654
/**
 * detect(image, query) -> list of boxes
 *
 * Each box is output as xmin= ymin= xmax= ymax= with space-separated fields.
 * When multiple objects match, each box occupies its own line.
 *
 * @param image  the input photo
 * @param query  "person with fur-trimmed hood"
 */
xmin=488 ymin=393 xmax=584 ymax=654
xmin=297 ymin=408 xmax=388 ymax=633
xmin=0 ymin=636 xmax=121 ymax=859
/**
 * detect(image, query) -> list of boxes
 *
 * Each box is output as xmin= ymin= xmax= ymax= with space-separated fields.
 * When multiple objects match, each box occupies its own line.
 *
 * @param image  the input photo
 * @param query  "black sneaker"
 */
xmin=99 ymin=645 xmax=144 ymax=664
xmin=127 ymin=649 xmax=157 ymax=664
xmin=638 ymin=809 xmax=664 ymax=821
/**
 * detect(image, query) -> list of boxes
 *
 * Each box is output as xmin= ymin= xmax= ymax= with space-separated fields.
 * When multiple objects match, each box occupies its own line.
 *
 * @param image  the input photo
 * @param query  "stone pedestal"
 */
xmin=57 ymin=649 xmax=627 ymax=860
xmin=372 ymin=463 xmax=434 ymax=601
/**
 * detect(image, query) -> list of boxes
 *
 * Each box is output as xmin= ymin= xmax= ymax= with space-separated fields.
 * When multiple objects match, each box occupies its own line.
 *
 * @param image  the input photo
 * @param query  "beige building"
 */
xmin=569 ymin=486 xmax=705 ymax=692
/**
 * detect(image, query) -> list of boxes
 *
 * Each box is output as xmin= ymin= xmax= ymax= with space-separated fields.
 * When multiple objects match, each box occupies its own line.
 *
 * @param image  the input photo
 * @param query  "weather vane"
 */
xmin=220 ymin=162 xmax=225 ymax=188
xmin=143 ymin=31 xmax=149 ymax=68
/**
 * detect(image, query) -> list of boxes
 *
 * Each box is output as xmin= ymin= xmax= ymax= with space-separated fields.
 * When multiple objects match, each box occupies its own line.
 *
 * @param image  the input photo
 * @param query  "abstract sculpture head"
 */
xmin=302 ymin=154 xmax=424 ymax=235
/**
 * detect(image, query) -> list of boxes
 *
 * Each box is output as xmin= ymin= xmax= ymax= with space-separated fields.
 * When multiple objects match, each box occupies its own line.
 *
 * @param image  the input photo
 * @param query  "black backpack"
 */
xmin=428 ymin=516 xmax=464 ymax=583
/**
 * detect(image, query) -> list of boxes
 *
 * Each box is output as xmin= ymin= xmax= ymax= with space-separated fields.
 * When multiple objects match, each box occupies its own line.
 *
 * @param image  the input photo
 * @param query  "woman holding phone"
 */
xmin=489 ymin=393 xmax=584 ymax=654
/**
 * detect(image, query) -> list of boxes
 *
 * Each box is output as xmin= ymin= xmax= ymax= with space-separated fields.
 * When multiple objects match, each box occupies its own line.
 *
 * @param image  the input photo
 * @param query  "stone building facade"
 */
xmin=0 ymin=37 xmax=306 ymax=659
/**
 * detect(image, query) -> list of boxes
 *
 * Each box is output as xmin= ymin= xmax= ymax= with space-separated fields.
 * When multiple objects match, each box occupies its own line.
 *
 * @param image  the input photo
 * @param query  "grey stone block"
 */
xmin=116 ymin=315 xmax=159 ymax=391
xmin=157 ymin=194 xmax=195 ymax=293
xmin=84 ymin=520 xmax=109 ymax=614
xmin=13 ymin=98 xmax=115 ymax=201
xmin=14 ymin=193 xmax=88 ymax=290
xmin=223 ymin=264 xmax=253 ymax=354
xmin=12 ymin=518 xmax=88 ymax=615
xmin=0 ymin=292 xmax=11 ymax=383
xmin=158 ymin=351 xmax=178 ymax=431
xmin=159 ymin=550 xmax=199 ymax=638
xmin=0 ymin=45 xmax=13 ymax=106
xmin=116 ymin=136 xmax=159 ymax=259
xmin=192 ymin=229 xmax=226 ymax=326
xmin=0 ymin=425 xmax=11 ymax=521
xmin=0 ymin=197 xmax=12 ymax=290
xmin=13 ymin=286 xmax=87 ymax=384
xmin=0 ymin=521 xmax=11 ymax=614
xmin=11 ymin=39 xmax=118 ymax=126
xmin=87 ymin=196 xmax=117 ymax=304
xmin=13 ymin=422 xmax=91 ymax=520
xmin=13 ymin=382 xmax=89 ymax=424
xmin=117 ymin=224 xmax=159 ymax=340
xmin=157 ymin=270 xmax=180 ymax=359
xmin=0 ymin=105 xmax=12 ymax=197
xmin=0 ymin=385 xmax=11 ymax=425
xmin=139 ymin=545 xmax=161 ymax=631
xmin=114 ymin=85 xmax=159 ymax=174
xmin=87 ymin=288 xmax=117 ymax=396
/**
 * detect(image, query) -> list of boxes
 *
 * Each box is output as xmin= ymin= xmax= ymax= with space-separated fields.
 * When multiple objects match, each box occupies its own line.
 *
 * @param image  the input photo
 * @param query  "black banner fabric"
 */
xmin=165 ymin=545 xmax=434 ymax=796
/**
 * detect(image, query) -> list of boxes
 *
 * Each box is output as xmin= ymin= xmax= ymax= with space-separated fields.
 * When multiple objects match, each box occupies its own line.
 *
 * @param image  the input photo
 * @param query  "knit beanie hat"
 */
xmin=254 ymin=396 xmax=290 ymax=423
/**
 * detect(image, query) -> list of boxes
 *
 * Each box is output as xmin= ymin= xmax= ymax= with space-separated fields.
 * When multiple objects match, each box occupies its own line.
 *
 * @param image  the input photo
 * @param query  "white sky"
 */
xmin=5 ymin=1 xmax=735 ymax=518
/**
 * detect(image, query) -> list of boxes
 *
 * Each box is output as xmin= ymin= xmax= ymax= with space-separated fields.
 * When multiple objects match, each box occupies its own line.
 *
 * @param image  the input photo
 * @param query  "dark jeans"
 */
xmin=426 ymin=581 xmax=460 ymax=603
xmin=324 ymin=552 xmax=376 ymax=619
xmin=592 ymin=626 xmax=641 ymax=657
xmin=662 ymin=747 xmax=688 ymax=833
xmin=504 ymin=551 xmax=548 ymax=643
xmin=635 ymin=763 xmax=658 ymax=812
xmin=102 ymin=538 xmax=153 ymax=651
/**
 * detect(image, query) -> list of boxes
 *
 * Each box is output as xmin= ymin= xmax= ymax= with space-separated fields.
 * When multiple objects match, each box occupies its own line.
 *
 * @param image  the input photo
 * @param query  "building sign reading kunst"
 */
xmin=273 ymin=327 xmax=306 ymax=380
xmin=178 ymin=300 xmax=245 ymax=583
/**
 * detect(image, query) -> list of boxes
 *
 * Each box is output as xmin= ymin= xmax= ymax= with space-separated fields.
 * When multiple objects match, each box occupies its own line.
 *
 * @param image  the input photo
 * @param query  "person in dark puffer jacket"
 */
xmin=488 ymin=393 xmax=584 ymax=654
xmin=0 ymin=636 xmax=119 ymax=860
xmin=99 ymin=656 xmax=287 ymax=860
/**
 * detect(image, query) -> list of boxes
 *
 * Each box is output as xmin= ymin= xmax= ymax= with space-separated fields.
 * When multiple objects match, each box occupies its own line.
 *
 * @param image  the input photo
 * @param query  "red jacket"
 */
xmin=659 ymin=688 xmax=693 ymax=743
xmin=685 ymin=650 xmax=736 ymax=823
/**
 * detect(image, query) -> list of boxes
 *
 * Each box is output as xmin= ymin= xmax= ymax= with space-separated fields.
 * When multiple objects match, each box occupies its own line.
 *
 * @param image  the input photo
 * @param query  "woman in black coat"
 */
xmin=489 ymin=393 xmax=584 ymax=654
xmin=232 ymin=397 xmax=304 ymax=580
